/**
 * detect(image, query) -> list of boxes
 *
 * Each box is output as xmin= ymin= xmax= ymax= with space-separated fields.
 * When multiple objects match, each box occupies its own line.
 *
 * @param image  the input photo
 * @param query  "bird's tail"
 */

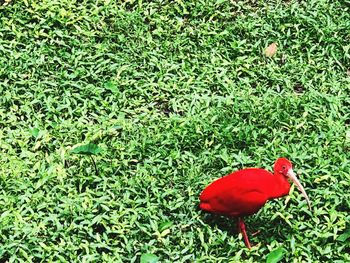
xmin=199 ymin=201 xmax=211 ymax=211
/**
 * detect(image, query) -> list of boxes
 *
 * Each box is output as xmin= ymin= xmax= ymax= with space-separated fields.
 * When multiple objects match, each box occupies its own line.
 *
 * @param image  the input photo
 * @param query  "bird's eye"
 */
xmin=282 ymin=165 xmax=286 ymax=170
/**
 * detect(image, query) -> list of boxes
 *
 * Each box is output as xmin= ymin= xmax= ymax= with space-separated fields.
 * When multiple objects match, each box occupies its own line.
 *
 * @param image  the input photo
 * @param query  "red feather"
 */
xmin=199 ymin=168 xmax=289 ymax=217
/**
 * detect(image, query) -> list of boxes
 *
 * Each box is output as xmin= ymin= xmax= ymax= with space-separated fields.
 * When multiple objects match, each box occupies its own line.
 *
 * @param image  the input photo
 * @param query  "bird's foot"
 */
xmin=251 ymin=230 xmax=261 ymax=237
xmin=249 ymin=242 xmax=260 ymax=249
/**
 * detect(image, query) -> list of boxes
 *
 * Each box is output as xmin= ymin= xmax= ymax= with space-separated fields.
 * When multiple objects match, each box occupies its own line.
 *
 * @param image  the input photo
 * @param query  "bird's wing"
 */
xmin=200 ymin=169 xmax=272 ymax=216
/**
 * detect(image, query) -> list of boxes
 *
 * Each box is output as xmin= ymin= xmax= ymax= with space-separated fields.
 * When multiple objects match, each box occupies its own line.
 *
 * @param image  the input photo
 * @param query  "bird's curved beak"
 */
xmin=287 ymin=169 xmax=311 ymax=209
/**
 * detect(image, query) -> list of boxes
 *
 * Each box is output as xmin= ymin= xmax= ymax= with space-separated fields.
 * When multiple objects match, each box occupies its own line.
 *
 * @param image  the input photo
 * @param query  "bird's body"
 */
xmin=199 ymin=158 xmax=310 ymax=249
xmin=200 ymin=168 xmax=290 ymax=217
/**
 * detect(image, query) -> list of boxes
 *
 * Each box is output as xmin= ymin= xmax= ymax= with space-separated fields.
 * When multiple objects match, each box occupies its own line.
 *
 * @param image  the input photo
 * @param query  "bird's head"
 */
xmin=274 ymin=158 xmax=311 ymax=209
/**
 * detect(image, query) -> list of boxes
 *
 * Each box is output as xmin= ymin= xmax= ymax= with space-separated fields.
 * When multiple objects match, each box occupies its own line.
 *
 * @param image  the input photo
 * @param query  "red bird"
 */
xmin=199 ymin=158 xmax=310 ymax=249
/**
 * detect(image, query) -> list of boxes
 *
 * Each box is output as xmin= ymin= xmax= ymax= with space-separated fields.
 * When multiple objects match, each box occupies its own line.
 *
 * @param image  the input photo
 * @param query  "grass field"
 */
xmin=1 ymin=0 xmax=349 ymax=262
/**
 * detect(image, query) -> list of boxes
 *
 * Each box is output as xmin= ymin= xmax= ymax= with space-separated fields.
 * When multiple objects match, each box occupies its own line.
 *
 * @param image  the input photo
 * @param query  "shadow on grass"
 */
xmin=200 ymin=210 xmax=294 ymax=245
xmin=200 ymin=212 xmax=238 ymax=236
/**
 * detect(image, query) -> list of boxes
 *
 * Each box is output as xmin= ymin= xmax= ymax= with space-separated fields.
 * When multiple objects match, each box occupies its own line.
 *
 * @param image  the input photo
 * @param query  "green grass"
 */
xmin=1 ymin=0 xmax=349 ymax=262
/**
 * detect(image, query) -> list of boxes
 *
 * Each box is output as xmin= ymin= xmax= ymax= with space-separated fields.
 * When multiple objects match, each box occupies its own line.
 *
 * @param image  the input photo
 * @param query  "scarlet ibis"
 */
xmin=199 ymin=158 xmax=310 ymax=249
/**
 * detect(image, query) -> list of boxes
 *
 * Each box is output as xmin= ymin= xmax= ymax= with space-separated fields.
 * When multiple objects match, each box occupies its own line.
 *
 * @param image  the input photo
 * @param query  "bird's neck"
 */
xmin=270 ymin=173 xmax=291 ymax=199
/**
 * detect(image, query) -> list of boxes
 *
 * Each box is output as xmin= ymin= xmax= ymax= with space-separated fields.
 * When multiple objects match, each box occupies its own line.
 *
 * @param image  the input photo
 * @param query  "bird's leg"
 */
xmin=238 ymin=217 xmax=252 ymax=249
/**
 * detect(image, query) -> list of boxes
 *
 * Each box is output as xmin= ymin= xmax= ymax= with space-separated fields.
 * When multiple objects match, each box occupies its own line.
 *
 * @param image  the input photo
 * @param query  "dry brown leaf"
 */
xmin=265 ymin=42 xmax=278 ymax=58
